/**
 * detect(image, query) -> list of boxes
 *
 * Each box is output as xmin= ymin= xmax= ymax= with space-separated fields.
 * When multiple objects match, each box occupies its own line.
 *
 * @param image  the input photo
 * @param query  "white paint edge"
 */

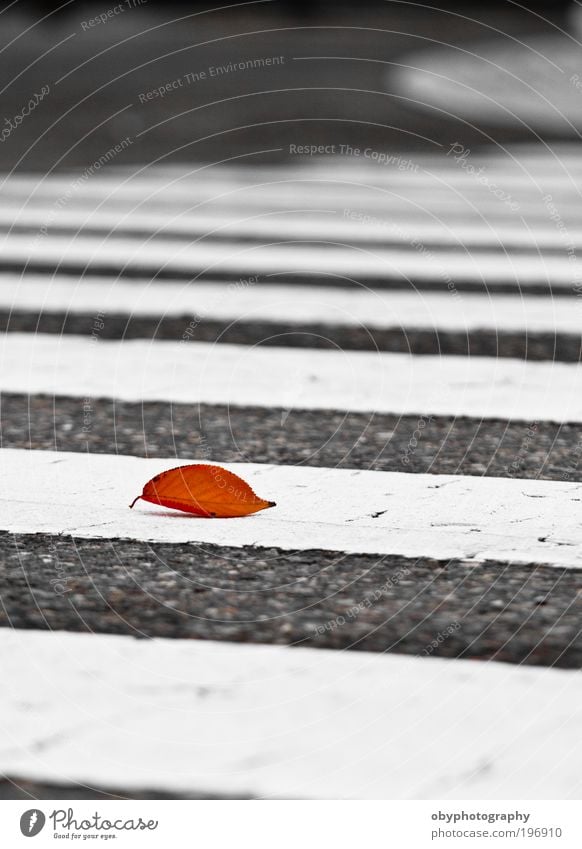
xmin=2 ymin=448 xmax=582 ymax=567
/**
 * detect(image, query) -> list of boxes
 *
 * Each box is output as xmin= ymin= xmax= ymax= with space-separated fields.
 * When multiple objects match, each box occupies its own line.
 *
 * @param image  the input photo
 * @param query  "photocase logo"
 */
xmin=19 ymin=809 xmax=45 ymax=837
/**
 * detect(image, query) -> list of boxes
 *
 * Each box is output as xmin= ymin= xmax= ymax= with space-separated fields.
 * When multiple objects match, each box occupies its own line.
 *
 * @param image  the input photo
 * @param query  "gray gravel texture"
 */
xmin=0 ymin=0 xmax=577 ymax=803
xmin=2 ymin=533 xmax=581 ymax=669
xmin=2 ymin=311 xmax=581 ymax=361
xmin=1 ymin=394 xmax=581 ymax=481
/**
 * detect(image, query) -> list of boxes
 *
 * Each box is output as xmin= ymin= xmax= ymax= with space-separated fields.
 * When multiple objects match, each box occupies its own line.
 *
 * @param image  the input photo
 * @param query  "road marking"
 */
xmin=3 ymin=530 xmax=581 ymax=664
xmin=2 ymin=448 xmax=582 ymax=566
xmin=0 ymin=628 xmax=580 ymax=799
xmin=4 ymin=194 xmax=579 ymax=239
xmin=0 ymin=233 xmax=575 ymax=285
xmin=2 ymin=333 xmax=581 ymax=421
xmin=4 ymin=277 xmax=582 ymax=334
xmin=5 ymin=158 xmax=582 ymax=189
xmin=392 ymin=36 xmax=582 ymax=131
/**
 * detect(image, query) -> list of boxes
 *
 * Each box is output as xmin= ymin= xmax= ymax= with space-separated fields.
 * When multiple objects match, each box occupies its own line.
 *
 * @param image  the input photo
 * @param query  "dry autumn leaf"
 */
xmin=129 ymin=464 xmax=276 ymax=518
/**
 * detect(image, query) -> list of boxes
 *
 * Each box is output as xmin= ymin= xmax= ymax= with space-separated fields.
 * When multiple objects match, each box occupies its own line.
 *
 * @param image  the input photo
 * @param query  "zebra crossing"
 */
xmin=3 ymin=332 xmax=582 ymax=422
xmin=1 ymin=146 xmax=582 ymax=800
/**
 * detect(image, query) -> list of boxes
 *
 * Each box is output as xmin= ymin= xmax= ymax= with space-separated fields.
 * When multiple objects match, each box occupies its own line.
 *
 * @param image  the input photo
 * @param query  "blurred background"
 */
xmin=1 ymin=0 xmax=579 ymax=172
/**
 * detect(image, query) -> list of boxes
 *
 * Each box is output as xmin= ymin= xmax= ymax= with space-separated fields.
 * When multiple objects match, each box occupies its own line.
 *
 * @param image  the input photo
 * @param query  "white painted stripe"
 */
xmin=6 ymin=159 xmax=582 ymax=188
xmin=2 ymin=190 xmax=579 ymax=226
xmin=7 ymin=174 xmax=560 ymax=199
xmin=392 ymin=36 xmax=582 ymax=132
xmin=2 ymin=448 xmax=582 ymax=567
xmin=1 ymin=628 xmax=580 ymax=799
xmin=4 ymin=276 xmax=582 ymax=335
xmin=0 ymin=234 xmax=573 ymax=284
xmin=1 ymin=207 xmax=580 ymax=249
xmin=107 ymin=161 xmax=582 ymax=182
xmin=3 ymin=175 xmax=582 ymax=221
xmin=1 ymin=333 xmax=581 ymax=422
xmin=4 ymin=192 xmax=579 ymax=229
xmin=491 ymin=145 xmax=582 ymax=164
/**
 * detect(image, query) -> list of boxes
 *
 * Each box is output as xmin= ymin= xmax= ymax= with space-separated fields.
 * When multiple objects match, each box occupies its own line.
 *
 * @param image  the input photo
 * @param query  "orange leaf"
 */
xmin=129 ymin=464 xmax=276 ymax=518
